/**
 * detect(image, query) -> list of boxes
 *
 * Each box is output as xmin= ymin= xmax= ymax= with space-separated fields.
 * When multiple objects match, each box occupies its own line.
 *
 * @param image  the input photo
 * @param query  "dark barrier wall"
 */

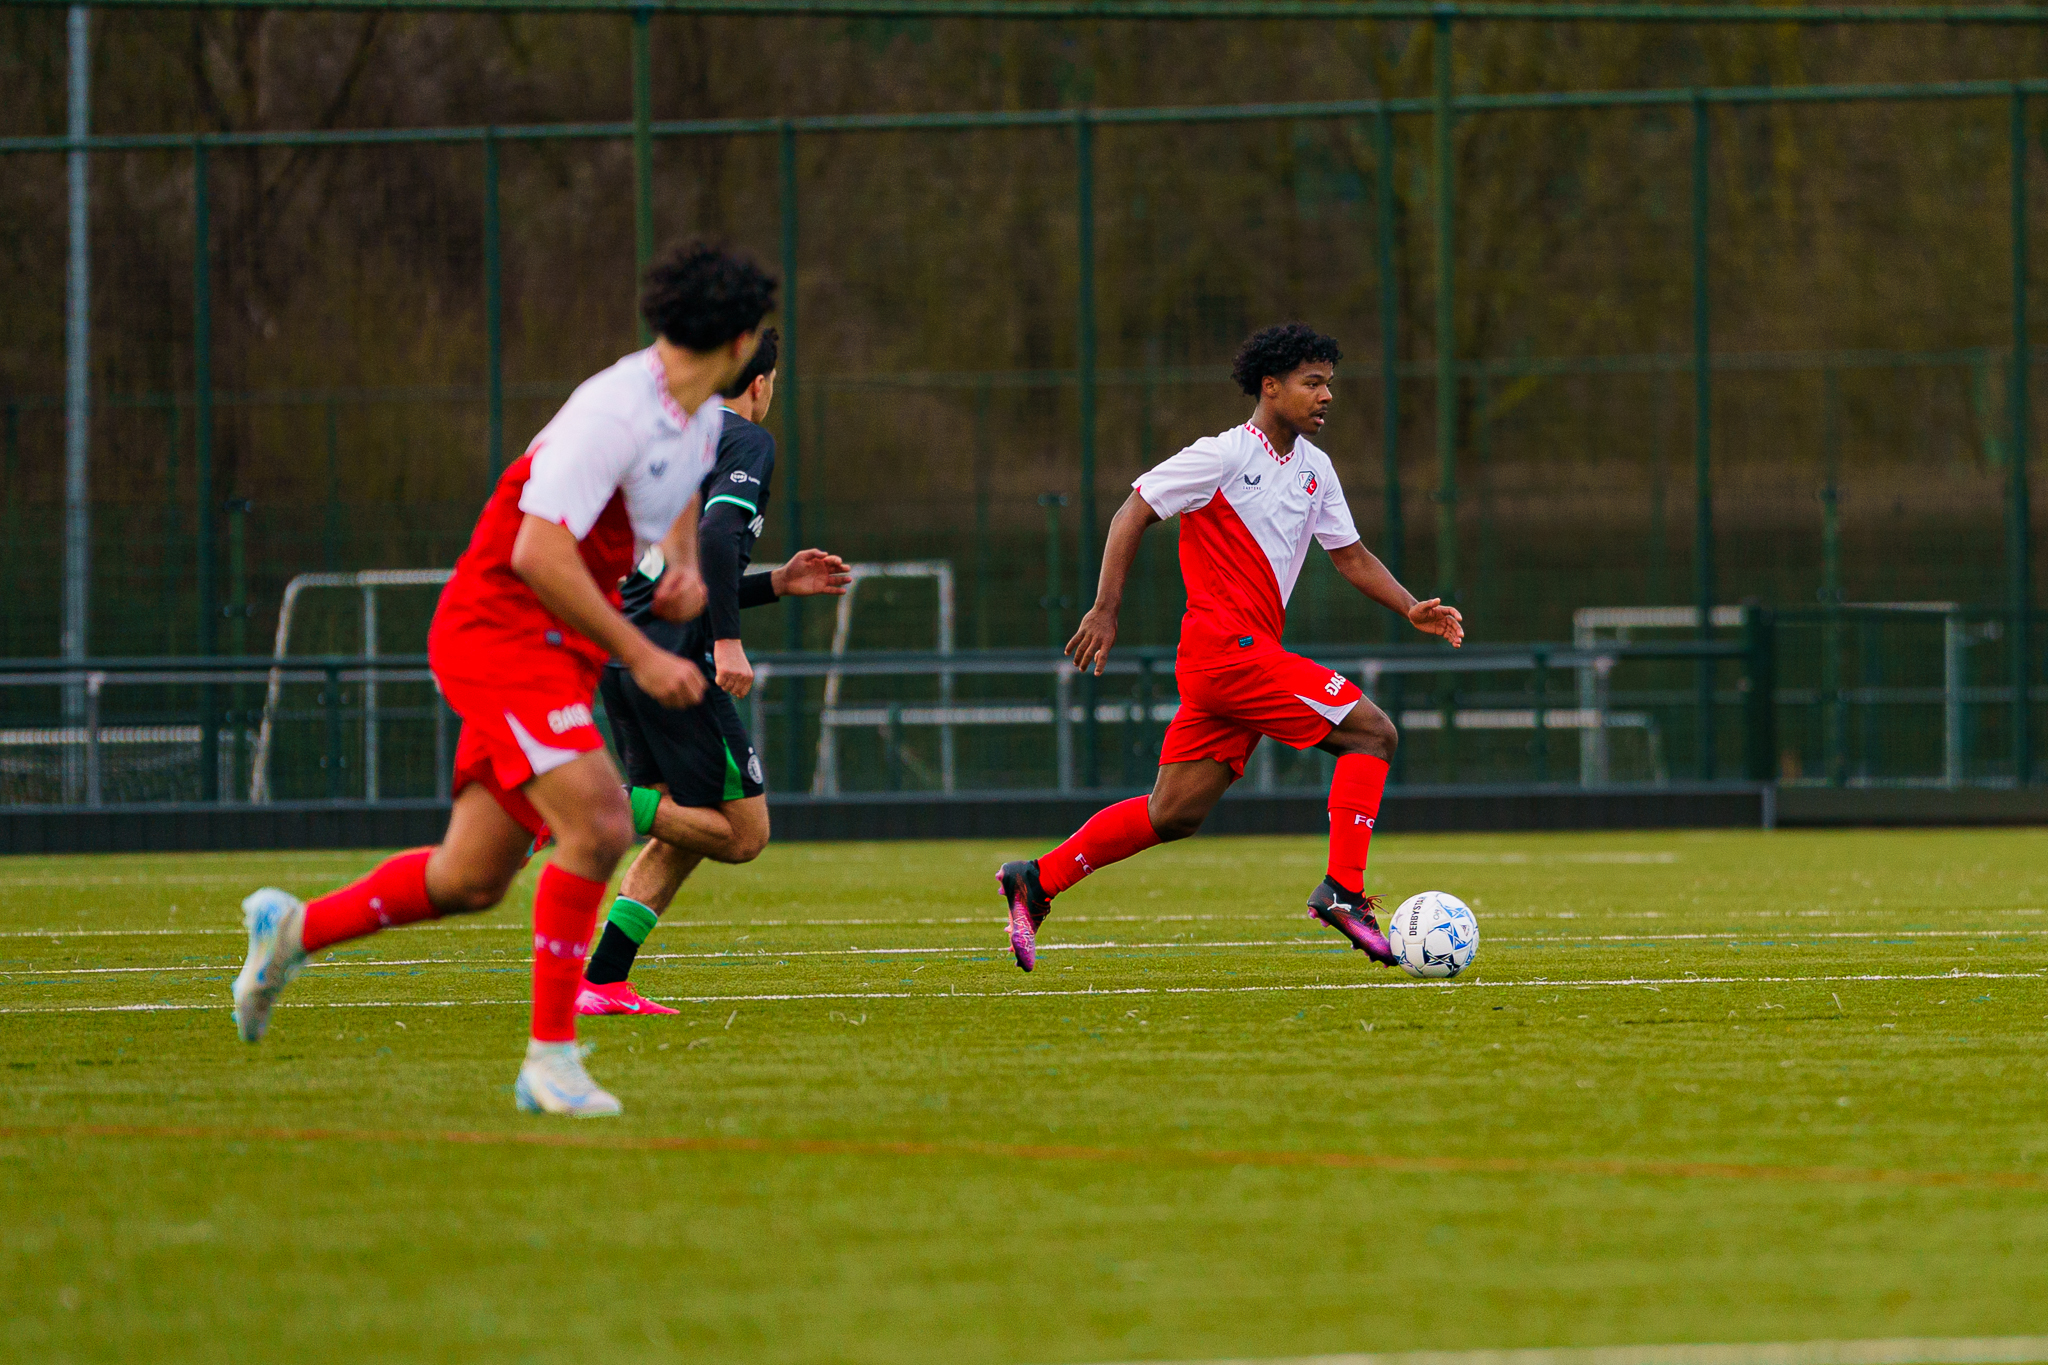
xmin=0 ymin=785 xmax=1772 ymax=856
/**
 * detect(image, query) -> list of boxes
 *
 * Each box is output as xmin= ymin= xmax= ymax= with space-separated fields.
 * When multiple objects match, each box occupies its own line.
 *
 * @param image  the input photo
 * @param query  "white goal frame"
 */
xmin=249 ymin=569 xmax=452 ymax=803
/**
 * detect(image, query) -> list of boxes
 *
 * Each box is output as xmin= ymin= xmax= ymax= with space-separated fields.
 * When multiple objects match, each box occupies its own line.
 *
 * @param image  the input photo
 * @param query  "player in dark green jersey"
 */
xmin=578 ymin=329 xmax=851 ymax=1015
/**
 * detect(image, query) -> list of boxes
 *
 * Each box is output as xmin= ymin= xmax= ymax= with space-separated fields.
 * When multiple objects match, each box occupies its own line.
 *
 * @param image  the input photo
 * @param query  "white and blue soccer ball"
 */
xmin=1386 ymin=891 xmax=1479 ymax=979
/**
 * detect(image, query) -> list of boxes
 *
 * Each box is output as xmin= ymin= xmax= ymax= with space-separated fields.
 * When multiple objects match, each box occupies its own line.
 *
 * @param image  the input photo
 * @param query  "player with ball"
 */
xmin=996 ymin=324 xmax=1474 ymax=976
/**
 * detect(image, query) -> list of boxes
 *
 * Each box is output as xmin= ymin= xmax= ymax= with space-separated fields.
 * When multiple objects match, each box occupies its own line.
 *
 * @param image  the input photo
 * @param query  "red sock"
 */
xmin=531 ymin=863 xmax=606 ymax=1043
xmin=1327 ymin=754 xmax=1390 ymax=895
xmin=301 ymin=848 xmax=437 ymax=953
xmin=1037 ymin=796 xmax=1162 ymax=897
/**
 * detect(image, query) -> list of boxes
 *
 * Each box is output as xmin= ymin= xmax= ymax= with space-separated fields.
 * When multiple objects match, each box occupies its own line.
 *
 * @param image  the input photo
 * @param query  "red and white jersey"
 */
xmin=430 ymin=348 xmax=724 ymax=677
xmin=1135 ymin=421 xmax=1360 ymax=665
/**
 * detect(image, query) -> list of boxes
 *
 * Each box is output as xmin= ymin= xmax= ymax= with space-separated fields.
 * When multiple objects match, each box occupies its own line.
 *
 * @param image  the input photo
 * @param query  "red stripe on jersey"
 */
xmin=430 ymin=451 xmax=637 ymax=675
xmin=1176 ymin=487 xmax=1286 ymax=662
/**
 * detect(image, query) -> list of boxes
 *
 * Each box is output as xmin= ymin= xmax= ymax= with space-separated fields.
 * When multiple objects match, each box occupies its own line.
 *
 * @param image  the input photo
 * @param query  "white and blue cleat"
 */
xmin=514 ymin=1040 xmax=623 ymax=1118
xmin=233 ymin=888 xmax=308 ymax=1044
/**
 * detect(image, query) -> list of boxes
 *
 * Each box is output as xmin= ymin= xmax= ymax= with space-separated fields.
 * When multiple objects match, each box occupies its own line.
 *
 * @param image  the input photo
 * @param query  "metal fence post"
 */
xmin=324 ymin=662 xmax=344 ymax=800
xmin=1432 ymin=13 xmax=1458 ymax=605
xmin=2010 ymin=85 xmax=2033 ymax=785
xmin=323 ymin=400 xmax=341 ymax=570
xmin=779 ymin=120 xmax=805 ymax=788
xmin=63 ymin=4 xmax=91 ymax=805
xmin=1821 ymin=367 xmax=1846 ymax=786
xmin=1055 ymin=666 xmax=1075 ymax=793
xmin=631 ymin=7 xmax=655 ymax=342
xmin=227 ymin=497 xmax=251 ymax=801
xmin=3 ymin=403 xmax=20 ymax=655
xmin=435 ymin=691 xmax=451 ymax=801
xmin=84 ymin=670 xmax=102 ymax=807
xmin=484 ymin=128 xmax=505 ymax=479
xmin=362 ymin=581 xmax=380 ymax=801
xmin=1076 ymin=108 xmax=1100 ymax=787
xmin=194 ymin=138 xmax=221 ymax=802
xmin=1376 ymin=101 xmax=1402 ymax=618
xmin=1692 ymin=91 xmax=1716 ymax=781
xmin=1532 ymin=646 xmax=1549 ymax=783
xmin=1743 ymin=605 xmax=1778 ymax=783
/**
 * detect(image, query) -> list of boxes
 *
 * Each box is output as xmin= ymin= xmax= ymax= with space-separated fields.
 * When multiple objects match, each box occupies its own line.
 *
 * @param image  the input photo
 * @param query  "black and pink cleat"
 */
xmin=1307 ymin=876 xmax=1397 ymax=965
xmin=997 ymin=859 xmax=1053 ymax=972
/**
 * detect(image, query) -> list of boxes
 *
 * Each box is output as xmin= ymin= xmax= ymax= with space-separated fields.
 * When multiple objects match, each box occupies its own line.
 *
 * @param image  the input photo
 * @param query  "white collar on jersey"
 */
xmin=643 ymin=343 xmax=700 ymax=429
xmin=1242 ymin=420 xmax=1299 ymax=466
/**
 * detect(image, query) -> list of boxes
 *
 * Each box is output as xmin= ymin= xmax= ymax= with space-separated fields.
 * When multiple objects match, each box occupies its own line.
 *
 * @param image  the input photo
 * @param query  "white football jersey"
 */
xmin=519 ymin=347 xmax=724 ymax=544
xmin=1135 ymin=421 xmax=1359 ymax=650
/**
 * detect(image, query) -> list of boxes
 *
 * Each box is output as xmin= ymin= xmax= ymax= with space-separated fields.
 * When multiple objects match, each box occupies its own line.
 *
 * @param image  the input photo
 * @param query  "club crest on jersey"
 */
xmin=547 ymin=703 xmax=594 ymax=734
xmin=1296 ymin=469 xmax=1319 ymax=496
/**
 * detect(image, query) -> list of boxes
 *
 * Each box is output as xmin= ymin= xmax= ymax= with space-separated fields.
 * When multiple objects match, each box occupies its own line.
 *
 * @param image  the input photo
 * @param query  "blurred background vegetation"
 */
xmin=3 ymin=7 xmax=2047 ymax=661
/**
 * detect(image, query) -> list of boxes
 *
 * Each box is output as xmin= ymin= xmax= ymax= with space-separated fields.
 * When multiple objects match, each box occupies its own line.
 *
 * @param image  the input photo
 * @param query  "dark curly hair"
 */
xmin=720 ymin=327 xmax=779 ymax=400
xmin=1231 ymin=323 xmax=1342 ymax=397
xmin=640 ymin=241 xmax=778 ymax=352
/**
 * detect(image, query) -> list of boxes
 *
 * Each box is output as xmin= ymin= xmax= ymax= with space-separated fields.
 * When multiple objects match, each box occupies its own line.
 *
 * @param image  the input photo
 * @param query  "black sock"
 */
xmin=583 ymin=923 xmax=642 ymax=985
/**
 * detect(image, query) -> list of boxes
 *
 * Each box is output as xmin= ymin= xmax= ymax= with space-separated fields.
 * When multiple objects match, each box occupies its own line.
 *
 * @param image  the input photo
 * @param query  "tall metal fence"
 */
xmin=6 ymin=0 xmax=2048 ymax=800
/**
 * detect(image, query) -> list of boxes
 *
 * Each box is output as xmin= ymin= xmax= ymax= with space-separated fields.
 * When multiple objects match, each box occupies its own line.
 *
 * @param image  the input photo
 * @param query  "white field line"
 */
xmin=6 ymin=908 xmax=2045 ymax=939
xmin=0 ymin=970 xmax=2039 ymax=1015
xmin=1064 ymin=1336 xmax=2048 ymax=1365
xmin=4 ymin=928 xmax=2041 ymax=979
xmin=0 ymin=851 xmax=1689 ymax=890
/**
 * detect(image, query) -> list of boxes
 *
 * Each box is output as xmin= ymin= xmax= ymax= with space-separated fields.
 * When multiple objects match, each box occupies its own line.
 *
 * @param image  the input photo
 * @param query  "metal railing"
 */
xmin=0 ymin=623 xmax=1772 ymax=805
xmin=29 ymin=602 xmax=2048 ymax=804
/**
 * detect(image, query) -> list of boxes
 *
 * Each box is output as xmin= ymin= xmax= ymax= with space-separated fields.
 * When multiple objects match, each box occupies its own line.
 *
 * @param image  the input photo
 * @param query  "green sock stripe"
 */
xmin=607 ymin=897 xmax=661 ymax=945
xmin=627 ymin=786 xmax=662 ymax=837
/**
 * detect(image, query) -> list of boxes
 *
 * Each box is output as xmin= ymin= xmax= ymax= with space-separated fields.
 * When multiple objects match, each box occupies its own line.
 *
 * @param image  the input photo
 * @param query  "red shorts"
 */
xmin=1159 ymin=649 xmax=1365 ymax=779
xmin=435 ymin=648 xmax=606 ymax=841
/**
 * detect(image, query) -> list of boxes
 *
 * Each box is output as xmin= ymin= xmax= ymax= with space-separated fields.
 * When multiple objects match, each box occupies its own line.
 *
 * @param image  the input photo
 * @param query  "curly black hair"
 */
xmin=640 ymin=241 xmax=778 ymax=352
xmin=1230 ymin=323 xmax=1342 ymax=397
xmin=720 ymin=327 xmax=779 ymax=400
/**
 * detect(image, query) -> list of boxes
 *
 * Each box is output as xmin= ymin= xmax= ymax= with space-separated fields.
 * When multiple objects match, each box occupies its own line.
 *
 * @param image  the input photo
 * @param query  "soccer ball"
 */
xmin=1386 ymin=891 xmax=1479 ymax=979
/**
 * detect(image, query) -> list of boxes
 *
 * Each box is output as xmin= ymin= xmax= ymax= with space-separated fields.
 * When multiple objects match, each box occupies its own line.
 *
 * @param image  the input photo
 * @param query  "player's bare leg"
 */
xmin=580 ymin=793 xmax=767 ymax=1014
xmin=999 ymin=758 xmax=1233 ymax=971
xmin=233 ymin=783 xmax=528 ymax=1044
xmin=642 ymin=791 xmax=769 ymax=862
xmin=424 ymin=783 xmax=535 ymax=910
xmin=509 ymin=749 xmax=637 ymax=1114
xmin=1306 ymin=698 xmax=1399 ymax=964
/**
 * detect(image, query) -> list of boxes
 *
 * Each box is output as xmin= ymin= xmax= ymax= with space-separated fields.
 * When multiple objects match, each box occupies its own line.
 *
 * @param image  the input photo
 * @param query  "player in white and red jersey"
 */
xmin=228 ymin=243 xmax=778 ymax=1117
xmin=997 ymin=323 xmax=1464 ymax=971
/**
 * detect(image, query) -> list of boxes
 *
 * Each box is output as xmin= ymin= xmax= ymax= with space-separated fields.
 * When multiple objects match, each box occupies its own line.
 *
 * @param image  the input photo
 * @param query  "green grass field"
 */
xmin=3 ymin=828 xmax=2047 ymax=1364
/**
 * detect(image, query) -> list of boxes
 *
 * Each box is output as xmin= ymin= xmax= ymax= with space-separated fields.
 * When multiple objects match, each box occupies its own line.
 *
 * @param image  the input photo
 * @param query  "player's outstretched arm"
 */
xmin=771 ymin=549 xmax=853 ymax=598
xmin=1326 ymin=540 xmax=1464 ymax=647
xmin=510 ymin=514 xmax=708 ymax=707
xmin=1067 ymin=489 xmax=1162 ymax=675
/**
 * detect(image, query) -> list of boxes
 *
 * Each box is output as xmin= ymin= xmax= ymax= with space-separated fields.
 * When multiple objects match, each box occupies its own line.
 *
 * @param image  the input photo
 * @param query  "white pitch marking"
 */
xmin=0 ymin=970 xmax=2038 ymax=1015
xmin=0 ymin=942 xmax=1309 ymax=976
xmin=11 ymin=904 xmax=2048 ymax=940
xmin=1059 ymin=1336 xmax=2048 ymax=1365
xmin=10 ymin=927 xmax=2042 ymax=979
